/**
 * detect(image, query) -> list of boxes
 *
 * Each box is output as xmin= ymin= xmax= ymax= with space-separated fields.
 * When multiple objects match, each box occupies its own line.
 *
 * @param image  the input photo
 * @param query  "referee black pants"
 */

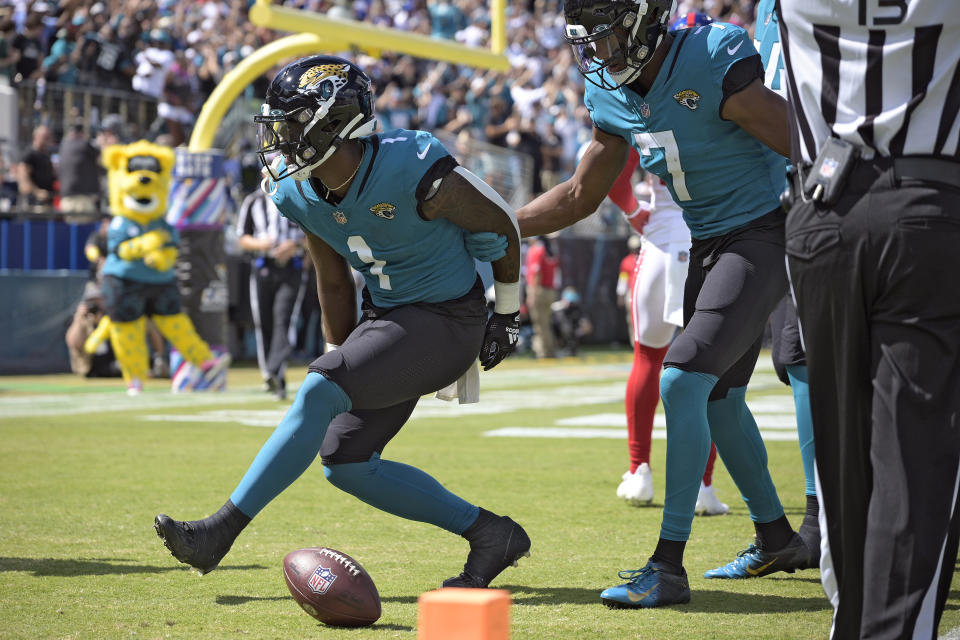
xmin=250 ymin=262 xmax=305 ymax=383
xmin=786 ymin=159 xmax=960 ymax=640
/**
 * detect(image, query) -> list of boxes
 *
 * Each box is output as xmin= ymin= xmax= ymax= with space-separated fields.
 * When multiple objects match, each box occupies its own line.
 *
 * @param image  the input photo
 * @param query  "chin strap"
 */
xmin=260 ymin=156 xmax=283 ymax=196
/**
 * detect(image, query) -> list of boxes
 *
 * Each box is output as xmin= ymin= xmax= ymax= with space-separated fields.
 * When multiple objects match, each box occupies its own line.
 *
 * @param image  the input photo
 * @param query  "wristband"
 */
xmin=493 ymin=280 xmax=521 ymax=315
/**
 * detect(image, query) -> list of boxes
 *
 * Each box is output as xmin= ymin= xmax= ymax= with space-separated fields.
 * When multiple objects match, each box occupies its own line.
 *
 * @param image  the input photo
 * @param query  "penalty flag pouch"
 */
xmin=802 ymin=136 xmax=858 ymax=206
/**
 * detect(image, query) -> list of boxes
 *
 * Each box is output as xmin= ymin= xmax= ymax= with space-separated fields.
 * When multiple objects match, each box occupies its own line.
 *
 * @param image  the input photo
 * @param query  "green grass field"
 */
xmin=2 ymin=352 xmax=958 ymax=639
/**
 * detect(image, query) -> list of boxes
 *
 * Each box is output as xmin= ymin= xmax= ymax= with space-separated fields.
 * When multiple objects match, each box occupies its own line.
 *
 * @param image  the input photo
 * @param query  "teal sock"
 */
xmin=786 ymin=364 xmax=817 ymax=497
xmin=324 ymin=453 xmax=480 ymax=534
xmin=708 ymin=386 xmax=785 ymax=523
xmin=659 ymin=367 xmax=718 ymax=541
xmin=231 ymin=372 xmax=352 ymax=517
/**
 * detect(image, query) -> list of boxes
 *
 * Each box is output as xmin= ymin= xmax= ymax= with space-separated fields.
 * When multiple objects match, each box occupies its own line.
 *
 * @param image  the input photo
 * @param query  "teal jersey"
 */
xmin=103 ymin=216 xmax=178 ymax=283
xmin=271 ymin=129 xmax=477 ymax=308
xmin=584 ymin=23 xmax=784 ymax=239
xmin=754 ymin=0 xmax=790 ymax=185
xmin=753 ymin=0 xmax=785 ymax=97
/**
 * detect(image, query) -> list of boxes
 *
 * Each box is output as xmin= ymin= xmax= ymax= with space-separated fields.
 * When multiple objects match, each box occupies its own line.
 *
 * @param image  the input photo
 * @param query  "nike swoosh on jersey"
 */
xmin=727 ymin=41 xmax=744 ymax=56
xmin=417 ymin=144 xmax=431 ymax=160
xmin=746 ymin=559 xmax=776 ymax=576
xmin=626 ymin=584 xmax=657 ymax=602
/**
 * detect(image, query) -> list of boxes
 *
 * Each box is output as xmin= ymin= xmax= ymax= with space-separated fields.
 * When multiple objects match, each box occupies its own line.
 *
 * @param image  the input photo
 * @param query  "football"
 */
xmin=282 ymin=547 xmax=381 ymax=627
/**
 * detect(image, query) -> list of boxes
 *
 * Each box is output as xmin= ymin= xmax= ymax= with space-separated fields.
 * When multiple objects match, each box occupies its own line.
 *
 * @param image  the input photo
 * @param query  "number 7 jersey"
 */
xmin=584 ymin=23 xmax=785 ymax=239
xmin=270 ymin=129 xmax=478 ymax=308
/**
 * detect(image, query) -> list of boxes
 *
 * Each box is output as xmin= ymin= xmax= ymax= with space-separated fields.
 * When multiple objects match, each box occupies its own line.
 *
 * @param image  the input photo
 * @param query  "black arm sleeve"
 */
xmin=720 ymin=54 xmax=764 ymax=115
xmin=415 ymin=155 xmax=460 ymax=220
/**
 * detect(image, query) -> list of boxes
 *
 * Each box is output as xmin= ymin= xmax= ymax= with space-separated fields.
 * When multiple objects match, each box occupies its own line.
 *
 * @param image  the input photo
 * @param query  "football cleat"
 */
xmin=601 ymin=561 xmax=691 ymax=609
xmin=126 ymin=378 xmax=143 ymax=396
xmin=616 ymin=463 xmax=654 ymax=505
xmin=797 ymin=521 xmax=821 ymax=570
xmin=703 ymin=533 xmax=813 ymax=579
xmin=694 ymin=483 xmax=729 ymax=516
xmin=443 ymin=511 xmax=531 ymax=588
xmin=154 ymin=514 xmax=237 ymax=575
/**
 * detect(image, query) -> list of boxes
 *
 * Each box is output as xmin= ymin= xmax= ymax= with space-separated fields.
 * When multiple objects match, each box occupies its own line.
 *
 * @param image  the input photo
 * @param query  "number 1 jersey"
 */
xmin=270 ymin=129 xmax=477 ymax=308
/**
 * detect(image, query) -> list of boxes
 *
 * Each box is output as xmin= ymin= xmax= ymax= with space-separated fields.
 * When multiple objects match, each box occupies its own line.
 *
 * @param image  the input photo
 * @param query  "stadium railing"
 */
xmin=433 ymin=131 xmax=533 ymax=210
xmin=12 ymin=81 xmax=158 ymax=148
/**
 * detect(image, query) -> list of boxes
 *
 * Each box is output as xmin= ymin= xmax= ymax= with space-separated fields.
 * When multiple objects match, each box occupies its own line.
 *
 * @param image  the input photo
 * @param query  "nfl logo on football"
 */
xmin=308 ymin=565 xmax=338 ymax=594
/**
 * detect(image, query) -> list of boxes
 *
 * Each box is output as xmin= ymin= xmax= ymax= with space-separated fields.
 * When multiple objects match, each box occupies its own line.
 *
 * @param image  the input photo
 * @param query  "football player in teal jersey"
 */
xmin=155 ymin=56 xmax=531 ymax=589
xmin=517 ymin=0 xmax=813 ymax=608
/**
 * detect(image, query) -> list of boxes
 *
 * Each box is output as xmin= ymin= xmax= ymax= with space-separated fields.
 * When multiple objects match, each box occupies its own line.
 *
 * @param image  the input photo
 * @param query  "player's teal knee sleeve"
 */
xmin=324 ymin=453 xmax=479 ymax=534
xmin=231 ymin=372 xmax=351 ymax=517
xmin=786 ymin=364 xmax=817 ymax=497
xmin=659 ymin=367 xmax=717 ymax=541
xmin=708 ymin=386 xmax=785 ymax=523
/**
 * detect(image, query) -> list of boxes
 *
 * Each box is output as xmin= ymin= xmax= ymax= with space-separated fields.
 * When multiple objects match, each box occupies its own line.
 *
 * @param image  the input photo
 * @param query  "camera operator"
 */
xmin=65 ymin=282 xmax=120 ymax=378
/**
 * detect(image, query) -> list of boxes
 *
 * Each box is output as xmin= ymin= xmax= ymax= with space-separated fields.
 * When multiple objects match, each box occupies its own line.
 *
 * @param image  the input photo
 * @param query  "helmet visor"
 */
xmin=564 ymin=16 xmax=632 ymax=83
xmin=254 ymin=105 xmax=318 ymax=180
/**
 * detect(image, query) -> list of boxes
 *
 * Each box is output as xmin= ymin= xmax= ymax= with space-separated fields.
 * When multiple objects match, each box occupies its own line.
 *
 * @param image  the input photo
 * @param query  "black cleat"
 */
xmin=443 ymin=509 xmax=531 ymax=588
xmin=797 ymin=522 xmax=820 ymax=570
xmin=154 ymin=514 xmax=236 ymax=575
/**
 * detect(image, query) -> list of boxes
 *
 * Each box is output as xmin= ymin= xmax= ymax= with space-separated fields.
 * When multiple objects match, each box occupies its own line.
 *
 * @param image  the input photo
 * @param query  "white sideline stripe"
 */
xmin=0 ymin=390 xmax=271 ymax=417
xmin=410 ymin=383 xmax=628 ymax=417
xmin=484 ymin=427 xmax=801 ymax=441
xmin=141 ymin=409 xmax=286 ymax=428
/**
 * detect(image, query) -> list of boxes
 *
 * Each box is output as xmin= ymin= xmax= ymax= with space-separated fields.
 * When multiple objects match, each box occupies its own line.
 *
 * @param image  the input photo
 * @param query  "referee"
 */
xmin=237 ymin=187 xmax=307 ymax=400
xmin=778 ymin=2 xmax=960 ymax=638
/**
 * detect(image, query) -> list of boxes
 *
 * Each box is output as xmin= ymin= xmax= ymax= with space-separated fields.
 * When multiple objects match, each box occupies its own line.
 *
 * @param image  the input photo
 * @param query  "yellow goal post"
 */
xmin=189 ymin=0 xmax=508 ymax=151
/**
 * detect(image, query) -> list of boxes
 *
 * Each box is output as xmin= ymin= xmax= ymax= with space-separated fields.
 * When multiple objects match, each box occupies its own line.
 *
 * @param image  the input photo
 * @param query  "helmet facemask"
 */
xmin=564 ymin=0 xmax=676 ymax=90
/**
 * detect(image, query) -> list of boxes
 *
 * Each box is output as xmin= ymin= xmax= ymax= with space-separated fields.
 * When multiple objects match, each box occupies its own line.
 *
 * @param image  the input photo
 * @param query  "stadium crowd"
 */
xmin=0 ymin=0 xmax=759 ymax=211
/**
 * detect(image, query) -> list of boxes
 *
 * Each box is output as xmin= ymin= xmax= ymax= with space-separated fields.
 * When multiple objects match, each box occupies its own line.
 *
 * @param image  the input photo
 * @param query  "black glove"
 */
xmin=480 ymin=312 xmax=520 ymax=371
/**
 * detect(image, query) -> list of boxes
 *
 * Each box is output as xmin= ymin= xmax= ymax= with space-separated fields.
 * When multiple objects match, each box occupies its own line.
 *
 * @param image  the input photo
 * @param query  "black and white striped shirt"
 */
xmin=778 ymin=0 xmax=960 ymax=163
xmin=236 ymin=190 xmax=304 ymax=253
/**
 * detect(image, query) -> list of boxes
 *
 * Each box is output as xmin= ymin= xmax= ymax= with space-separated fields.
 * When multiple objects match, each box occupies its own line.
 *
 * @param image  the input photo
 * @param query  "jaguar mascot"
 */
xmin=98 ymin=140 xmax=229 ymax=394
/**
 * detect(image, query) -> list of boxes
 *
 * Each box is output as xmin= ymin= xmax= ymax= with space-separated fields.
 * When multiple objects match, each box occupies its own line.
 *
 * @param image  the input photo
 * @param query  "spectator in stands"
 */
xmin=195 ymin=42 xmax=223 ymax=101
xmin=484 ymin=96 xmax=515 ymax=148
xmin=132 ymin=28 xmax=174 ymax=100
xmin=78 ymin=22 xmax=135 ymax=90
xmin=525 ymin=235 xmax=559 ymax=358
xmin=455 ymin=9 xmax=489 ymax=47
xmin=428 ymin=0 xmax=467 ymax=39
xmin=11 ymin=13 xmax=43 ymax=85
xmin=41 ymin=20 xmax=81 ymax=85
xmin=507 ymin=113 xmax=545 ymax=194
xmin=16 ymin=124 xmax=55 ymax=210
xmin=58 ymin=121 xmax=100 ymax=218
xmin=154 ymin=48 xmax=196 ymax=146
